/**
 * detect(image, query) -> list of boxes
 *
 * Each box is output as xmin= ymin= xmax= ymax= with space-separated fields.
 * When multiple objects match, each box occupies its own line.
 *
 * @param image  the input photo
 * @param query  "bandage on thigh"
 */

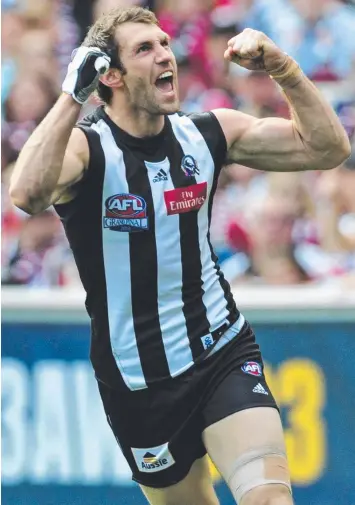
xmin=226 ymin=447 xmax=292 ymax=503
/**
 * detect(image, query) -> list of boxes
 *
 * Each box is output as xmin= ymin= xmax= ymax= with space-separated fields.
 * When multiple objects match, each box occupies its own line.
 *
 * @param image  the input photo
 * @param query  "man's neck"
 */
xmin=104 ymin=103 xmax=165 ymax=139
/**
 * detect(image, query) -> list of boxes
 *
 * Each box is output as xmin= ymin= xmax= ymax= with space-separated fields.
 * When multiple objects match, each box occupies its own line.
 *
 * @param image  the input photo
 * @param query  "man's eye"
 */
xmin=137 ymin=44 xmax=150 ymax=53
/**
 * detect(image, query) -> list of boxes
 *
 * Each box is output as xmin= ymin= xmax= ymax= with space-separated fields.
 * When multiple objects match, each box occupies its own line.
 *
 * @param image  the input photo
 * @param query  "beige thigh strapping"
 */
xmin=226 ymin=447 xmax=292 ymax=503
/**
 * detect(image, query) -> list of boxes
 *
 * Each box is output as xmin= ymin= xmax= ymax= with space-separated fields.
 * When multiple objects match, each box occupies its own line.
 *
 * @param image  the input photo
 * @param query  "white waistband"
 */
xmin=205 ymin=313 xmax=246 ymax=360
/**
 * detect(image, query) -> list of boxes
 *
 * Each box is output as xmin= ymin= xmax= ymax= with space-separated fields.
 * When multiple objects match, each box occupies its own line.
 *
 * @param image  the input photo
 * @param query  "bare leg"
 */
xmin=140 ymin=455 xmax=220 ymax=505
xmin=203 ymin=407 xmax=293 ymax=505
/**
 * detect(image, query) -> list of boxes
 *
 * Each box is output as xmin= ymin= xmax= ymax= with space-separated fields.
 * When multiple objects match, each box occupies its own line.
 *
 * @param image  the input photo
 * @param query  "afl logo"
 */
xmin=103 ymin=193 xmax=148 ymax=232
xmin=241 ymin=361 xmax=262 ymax=377
xmin=181 ymin=155 xmax=200 ymax=177
xmin=105 ymin=194 xmax=146 ymax=217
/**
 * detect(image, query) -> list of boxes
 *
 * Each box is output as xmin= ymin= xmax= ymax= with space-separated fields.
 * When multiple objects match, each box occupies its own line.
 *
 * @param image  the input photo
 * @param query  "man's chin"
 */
xmin=147 ymin=97 xmax=180 ymax=116
xmin=159 ymin=101 xmax=180 ymax=115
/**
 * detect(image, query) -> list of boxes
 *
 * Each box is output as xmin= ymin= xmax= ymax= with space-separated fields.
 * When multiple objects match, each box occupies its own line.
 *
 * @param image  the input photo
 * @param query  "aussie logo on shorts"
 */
xmin=241 ymin=361 xmax=262 ymax=377
xmin=103 ymin=193 xmax=148 ymax=232
xmin=131 ymin=442 xmax=175 ymax=473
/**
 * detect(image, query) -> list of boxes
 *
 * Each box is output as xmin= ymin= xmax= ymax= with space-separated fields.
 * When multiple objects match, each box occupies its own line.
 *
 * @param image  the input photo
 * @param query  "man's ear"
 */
xmin=99 ymin=68 xmax=123 ymax=89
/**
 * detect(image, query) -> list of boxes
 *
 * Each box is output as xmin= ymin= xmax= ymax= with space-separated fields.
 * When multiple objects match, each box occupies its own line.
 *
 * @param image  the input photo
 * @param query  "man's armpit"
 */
xmin=50 ymin=185 xmax=78 ymax=206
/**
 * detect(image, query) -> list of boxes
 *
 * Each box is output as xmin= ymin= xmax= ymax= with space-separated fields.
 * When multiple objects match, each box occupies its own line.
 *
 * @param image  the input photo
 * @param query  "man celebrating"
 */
xmin=10 ymin=6 xmax=350 ymax=505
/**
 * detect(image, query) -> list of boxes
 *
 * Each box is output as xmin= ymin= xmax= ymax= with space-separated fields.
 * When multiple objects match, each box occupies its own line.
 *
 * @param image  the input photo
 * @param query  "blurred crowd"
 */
xmin=2 ymin=0 xmax=355 ymax=288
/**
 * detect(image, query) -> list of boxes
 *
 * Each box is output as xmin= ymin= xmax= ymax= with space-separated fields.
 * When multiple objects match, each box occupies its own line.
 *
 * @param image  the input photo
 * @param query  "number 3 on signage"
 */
xmin=264 ymin=359 xmax=326 ymax=485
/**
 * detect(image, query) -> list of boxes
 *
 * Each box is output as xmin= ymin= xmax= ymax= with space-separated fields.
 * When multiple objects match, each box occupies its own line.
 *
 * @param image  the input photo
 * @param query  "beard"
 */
xmin=124 ymin=76 xmax=179 ymax=115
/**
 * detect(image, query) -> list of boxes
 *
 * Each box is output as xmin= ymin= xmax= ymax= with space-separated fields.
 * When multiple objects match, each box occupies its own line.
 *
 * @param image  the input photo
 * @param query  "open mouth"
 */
xmin=155 ymin=71 xmax=174 ymax=93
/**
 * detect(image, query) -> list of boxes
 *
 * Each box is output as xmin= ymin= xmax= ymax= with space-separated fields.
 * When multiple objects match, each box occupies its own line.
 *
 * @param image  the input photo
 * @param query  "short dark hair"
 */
xmin=83 ymin=6 xmax=159 ymax=104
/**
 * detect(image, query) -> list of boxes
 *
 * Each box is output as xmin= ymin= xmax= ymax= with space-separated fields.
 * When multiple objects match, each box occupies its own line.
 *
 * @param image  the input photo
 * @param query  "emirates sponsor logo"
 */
xmin=164 ymin=182 xmax=207 ymax=215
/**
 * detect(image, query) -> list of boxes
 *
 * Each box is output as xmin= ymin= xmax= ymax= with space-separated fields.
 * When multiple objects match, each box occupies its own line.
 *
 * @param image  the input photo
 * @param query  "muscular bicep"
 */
xmin=50 ymin=127 xmax=89 ymax=205
xmin=213 ymin=108 xmax=312 ymax=172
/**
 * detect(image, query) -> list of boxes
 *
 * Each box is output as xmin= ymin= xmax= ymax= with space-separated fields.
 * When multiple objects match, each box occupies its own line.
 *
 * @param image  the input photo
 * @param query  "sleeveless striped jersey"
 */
xmin=55 ymin=106 xmax=244 ymax=391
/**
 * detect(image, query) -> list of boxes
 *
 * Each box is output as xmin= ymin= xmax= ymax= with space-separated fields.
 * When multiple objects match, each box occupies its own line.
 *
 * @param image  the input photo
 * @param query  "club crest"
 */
xmin=181 ymin=155 xmax=199 ymax=176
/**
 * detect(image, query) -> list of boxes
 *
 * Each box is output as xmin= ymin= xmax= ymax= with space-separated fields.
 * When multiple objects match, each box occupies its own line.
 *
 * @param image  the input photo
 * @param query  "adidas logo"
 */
xmin=252 ymin=383 xmax=268 ymax=395
xmin=153 ymin=169 xmax=168 ymax=183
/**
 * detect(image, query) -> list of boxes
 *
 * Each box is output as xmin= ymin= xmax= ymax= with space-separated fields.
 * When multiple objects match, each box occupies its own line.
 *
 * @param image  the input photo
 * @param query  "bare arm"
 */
xmin=9 ymin=46 xmax=111 ymax=215
xmin=214 ymin=29 xmax=351 ymax=172
xmin=9 ymin=93 xmax=88 ymax=214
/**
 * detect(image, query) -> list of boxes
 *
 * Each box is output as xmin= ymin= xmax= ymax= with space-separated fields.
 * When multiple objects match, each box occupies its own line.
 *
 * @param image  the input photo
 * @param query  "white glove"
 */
xmin=62 ymin=46 xmax=111 ymax=105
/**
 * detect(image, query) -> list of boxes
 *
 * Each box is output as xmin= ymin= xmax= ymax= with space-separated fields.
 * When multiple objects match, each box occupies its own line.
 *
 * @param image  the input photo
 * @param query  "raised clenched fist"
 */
xmin=224 ymin=28 xmax=288 ymax=73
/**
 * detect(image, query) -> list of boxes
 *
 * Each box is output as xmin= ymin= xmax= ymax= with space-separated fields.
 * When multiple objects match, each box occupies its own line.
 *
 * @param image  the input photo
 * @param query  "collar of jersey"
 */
xmin=97 ymin=106 xmax=169 ymax=156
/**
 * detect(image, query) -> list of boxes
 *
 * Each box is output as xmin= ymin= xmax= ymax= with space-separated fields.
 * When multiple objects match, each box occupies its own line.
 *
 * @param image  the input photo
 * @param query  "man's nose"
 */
xmin=155 ymin=45 xmax=171 ymax=64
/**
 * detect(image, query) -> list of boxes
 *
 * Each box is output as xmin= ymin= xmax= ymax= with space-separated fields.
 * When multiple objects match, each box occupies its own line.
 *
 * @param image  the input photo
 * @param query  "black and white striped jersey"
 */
xmin=55 ymin=106 xmax=245 ymax=391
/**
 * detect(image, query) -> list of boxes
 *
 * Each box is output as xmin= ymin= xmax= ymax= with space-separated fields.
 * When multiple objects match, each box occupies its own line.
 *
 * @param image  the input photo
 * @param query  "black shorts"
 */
xmin=97 ymin=321 xmax=278 ymax=488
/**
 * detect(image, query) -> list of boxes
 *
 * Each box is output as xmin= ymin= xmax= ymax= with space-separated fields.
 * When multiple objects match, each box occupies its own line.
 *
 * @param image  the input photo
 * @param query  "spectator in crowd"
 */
xmin=2 ymin=210 xmax=69 ymax=287
xmin=1 ymin=9 xmax=25 ymax=113
xmin=2 ymin=74 xmax=58 ymax=164
xmin=219 ymin=172 xmax=315 ymax=285
xmin=159 ymin=0 xmax=214 ymax=88
xmin=288 ymin=0 xmax=355 ymax=80
xmin=314 ymin=153 xmax=355 ymax=286
xmin=242 ymin=196 xmax=311 ymax=285
xmin=316 ymin=159 xmax=355 ymax=253
xmin=237 ymin=0 xmax=355 ymax=81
